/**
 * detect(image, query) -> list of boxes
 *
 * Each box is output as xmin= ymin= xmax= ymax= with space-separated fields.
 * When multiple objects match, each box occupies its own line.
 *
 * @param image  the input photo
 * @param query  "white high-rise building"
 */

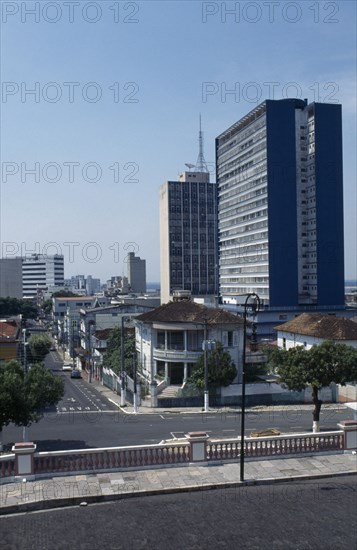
xmin=22 ymin=254 xmax=64 ymax=298
xmin=216 ymin=99 xmax=344 ymax=309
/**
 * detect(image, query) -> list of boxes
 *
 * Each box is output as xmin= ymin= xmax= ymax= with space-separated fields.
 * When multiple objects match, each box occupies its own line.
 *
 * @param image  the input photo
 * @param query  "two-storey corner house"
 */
xmin=275 ymin=313 xmax=357 ymax=350
xmin=134 ymin=300 xmax=245 ymax=385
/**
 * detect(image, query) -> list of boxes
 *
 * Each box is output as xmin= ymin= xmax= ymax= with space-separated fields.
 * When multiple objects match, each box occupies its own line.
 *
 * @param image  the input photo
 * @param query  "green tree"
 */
xmin=42 ymin=299 xmax=53 ymax=314
xmin=0 ymin=297 xmax=37 ymax=320
xmin=52 ymin=291 xmax=81 ymax=298
xmin=189 ymin=341 xmax=237 ymax=390
xmin=273 ymin=341 xmax=357 ymax=431
xmin=0 ymin=360 xmax=64 ymax=450
xmin=27 ymin=334 xmax=52 ymax=363
xmin=102 ymin=327 xmax=136 ymax=377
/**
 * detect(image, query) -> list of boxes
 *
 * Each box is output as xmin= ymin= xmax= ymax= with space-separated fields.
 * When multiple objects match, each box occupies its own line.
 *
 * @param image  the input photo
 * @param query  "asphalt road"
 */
xmin=1 ymin=350 xmax=352 ymax=452
xmin=46 ymin=350 xmax=119 ymax=413
xmin=2 ymin=401 xmax=351 ymax=452
xmin=1 ymin=476 xmax=356 ymax=550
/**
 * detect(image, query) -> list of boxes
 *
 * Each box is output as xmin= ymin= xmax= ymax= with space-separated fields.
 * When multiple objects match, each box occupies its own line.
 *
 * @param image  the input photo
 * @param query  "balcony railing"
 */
xmin=153 ymin=348 xmax=202 ymax=361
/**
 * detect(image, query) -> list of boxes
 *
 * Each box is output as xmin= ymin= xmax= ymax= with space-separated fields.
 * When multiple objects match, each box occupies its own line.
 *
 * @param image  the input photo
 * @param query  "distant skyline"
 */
xmin=1 ymin=1 xmax=356 ymax=282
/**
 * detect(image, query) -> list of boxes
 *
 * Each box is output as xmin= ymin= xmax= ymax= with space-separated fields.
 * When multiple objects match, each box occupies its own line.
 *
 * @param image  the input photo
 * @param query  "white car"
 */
xmin=62 ymin=363 xmax=73 ymax=371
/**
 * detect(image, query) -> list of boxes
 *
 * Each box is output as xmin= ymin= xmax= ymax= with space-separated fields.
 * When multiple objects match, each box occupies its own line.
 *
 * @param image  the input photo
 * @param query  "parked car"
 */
xmin=62 ymin=363 xmax=73 ymax=371
xmin=50 ymin=345 xmax=56 ymax=351
xmin=70 ymin=369 xmax=81 ymax=379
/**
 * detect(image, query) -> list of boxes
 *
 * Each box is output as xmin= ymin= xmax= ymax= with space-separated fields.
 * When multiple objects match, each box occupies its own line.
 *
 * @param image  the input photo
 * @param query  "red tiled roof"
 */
xmin=275 ymin=313 xmax=357 ymax=340
xmin=0 ymin=320 xmax=19 ymax=339
xmin=136 ymin=301 xmax=244 ymax=325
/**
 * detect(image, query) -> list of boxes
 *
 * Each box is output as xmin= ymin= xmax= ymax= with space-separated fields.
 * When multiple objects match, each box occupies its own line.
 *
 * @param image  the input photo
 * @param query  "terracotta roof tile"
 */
xmin=275 ymin=313 xmax=357 ymax=340
xmin=136 ymin=301 xmax=244 ymax=325
xmin=0 ymin=320 xmax=19 ymax=339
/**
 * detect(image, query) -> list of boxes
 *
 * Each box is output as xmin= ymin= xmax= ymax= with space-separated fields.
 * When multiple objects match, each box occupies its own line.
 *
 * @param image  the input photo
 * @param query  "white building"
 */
xmin=216 ymin=99 xmax=344 ymax=309
xmin=275 ymin=313 xmax=357 ymax=350
xmin=22 ymin=254 xmax=64 ymax=299
xmin=135 ymin=300 xmax=244 ymax=385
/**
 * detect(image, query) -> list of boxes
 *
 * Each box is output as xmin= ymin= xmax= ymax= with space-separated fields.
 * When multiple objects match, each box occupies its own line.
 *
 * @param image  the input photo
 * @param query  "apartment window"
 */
xmin=282 ymin=338 xmax=286 ymax=349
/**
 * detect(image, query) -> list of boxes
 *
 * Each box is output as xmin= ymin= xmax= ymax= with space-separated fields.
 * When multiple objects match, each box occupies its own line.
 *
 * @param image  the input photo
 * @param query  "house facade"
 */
xmin=135 ymin=300 xmax=244 ymax=385
xmin=275 ymin=313 xmax=357 ymax=350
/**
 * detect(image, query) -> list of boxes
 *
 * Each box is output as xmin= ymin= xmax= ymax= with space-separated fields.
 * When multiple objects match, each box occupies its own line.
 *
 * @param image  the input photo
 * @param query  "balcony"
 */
xmin=153 ymin=347 xmax=202 ymax=362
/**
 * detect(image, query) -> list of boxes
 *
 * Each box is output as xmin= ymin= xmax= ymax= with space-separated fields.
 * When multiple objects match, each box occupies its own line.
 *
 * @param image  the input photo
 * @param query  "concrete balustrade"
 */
xmin=1 ymin=423 xmax=356 ymax=482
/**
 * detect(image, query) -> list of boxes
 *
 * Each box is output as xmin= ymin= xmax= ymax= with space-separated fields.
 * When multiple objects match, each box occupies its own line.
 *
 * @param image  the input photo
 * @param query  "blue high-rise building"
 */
xmin=216 ymin=99 xmax=344 ymax=309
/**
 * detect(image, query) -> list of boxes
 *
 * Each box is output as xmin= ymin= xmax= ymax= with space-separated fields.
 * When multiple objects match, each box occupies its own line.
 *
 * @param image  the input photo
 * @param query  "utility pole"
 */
xmin=133 ymin=351 xmax=138 ymax=414
xmin=203 ymin=315 xmax=209 ymax=413
xmin=120 ymin=316 xmax=126 ymax=406
xmin=87 ymin=321 xmax=93 ymax=383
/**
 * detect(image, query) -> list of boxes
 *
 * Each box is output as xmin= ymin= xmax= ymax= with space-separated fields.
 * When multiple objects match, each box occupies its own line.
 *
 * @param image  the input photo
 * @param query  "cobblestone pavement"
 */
xmin=1 ymin=452 xmax=356 ymax=514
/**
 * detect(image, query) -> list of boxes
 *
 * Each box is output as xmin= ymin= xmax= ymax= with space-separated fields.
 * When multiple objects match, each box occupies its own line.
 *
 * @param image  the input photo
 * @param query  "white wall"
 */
xmin=277 ymin=331 xmax=357 ymax=350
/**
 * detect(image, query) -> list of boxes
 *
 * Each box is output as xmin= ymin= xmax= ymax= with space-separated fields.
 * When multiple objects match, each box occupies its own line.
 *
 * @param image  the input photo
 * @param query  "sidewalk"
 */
xmin=1 ymin=452 xmax=356 ymax=515
xmin=84 ymin=372 xmax=349 ymax=415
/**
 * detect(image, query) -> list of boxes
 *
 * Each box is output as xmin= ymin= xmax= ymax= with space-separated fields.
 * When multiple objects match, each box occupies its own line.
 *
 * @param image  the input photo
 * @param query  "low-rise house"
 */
xmin=0 ymin=318 xmax=21 ymax=362
xmin=52 ymin=296 xmax=110 ymax=357
xmin=77 ymin=303 xmax=154 ymax=372
xmin=275 ymin=313 xmax=357 ymax=350
xmin=135 ymin=300 xmax=244 ymax=385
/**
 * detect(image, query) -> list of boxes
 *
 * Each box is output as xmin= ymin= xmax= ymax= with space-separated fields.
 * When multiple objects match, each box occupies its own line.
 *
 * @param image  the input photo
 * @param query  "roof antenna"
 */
xmin=195 ymin=114 xmax=208 ymax=173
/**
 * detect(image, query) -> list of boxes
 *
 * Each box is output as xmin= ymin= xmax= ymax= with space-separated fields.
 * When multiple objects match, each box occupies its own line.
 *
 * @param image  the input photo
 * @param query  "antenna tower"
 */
xmin=195 ymin=114 xmax=208 ymax=173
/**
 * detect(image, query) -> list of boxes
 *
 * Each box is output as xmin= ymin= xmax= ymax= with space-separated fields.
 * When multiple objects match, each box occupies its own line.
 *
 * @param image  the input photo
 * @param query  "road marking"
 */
xmin=62 ymin=407 xmax=67 ymax=411
xmin=160 ymin=415 xmax=165 ymax=419
xmin=222 ymin=429 xmax=235 ymax=432
xmin=171 ymin=432 xmax=185 ymax=439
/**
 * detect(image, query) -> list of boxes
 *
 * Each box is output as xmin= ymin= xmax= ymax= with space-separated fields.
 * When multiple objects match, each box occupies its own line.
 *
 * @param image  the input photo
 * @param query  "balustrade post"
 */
xmin=185 ymin=432 xmax=209 ymax=463
xmin=338 ymin=420 xmax=357 ymax=451
xmin=12 ymin=442 xmax=36 ymax=479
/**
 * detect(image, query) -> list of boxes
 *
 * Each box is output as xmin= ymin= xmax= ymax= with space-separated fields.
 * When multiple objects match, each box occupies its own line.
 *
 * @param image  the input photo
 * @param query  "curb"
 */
xmin=1 ymin=470 xmax=356 ymax=516
xmin=113 ymin=406 xmax=347 ymax=416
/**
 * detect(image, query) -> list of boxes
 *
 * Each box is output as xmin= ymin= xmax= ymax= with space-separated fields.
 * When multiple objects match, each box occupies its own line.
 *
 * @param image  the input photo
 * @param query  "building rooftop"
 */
xmin=136 ymin=301 xmax=244 ymax=325
xmin=0 ymin=320 xmax=20 ymax=340
xmin=275 ymin=313 xmax=357 ymax=341
xmin=93 ymin=328 xmax=113 ymax=340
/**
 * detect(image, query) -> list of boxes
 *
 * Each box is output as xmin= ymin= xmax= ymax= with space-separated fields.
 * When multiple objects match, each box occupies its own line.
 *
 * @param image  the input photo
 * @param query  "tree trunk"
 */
xmin=0 ymin=427 xmax=3 ymax=452
xmin=312 ymin=385 xmax=322 ymax=433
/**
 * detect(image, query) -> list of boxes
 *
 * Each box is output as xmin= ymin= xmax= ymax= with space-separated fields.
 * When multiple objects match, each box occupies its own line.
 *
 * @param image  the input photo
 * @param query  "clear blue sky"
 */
xmin=1 ymin=1 xmax=356 ymax=283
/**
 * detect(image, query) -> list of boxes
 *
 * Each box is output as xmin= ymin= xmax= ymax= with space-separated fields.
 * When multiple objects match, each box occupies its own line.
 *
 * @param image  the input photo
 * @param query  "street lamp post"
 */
xmin=22 ymin=329 xmax=29 ymax=442
xmin=240 ymin=293 xmax=260 ymax=482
